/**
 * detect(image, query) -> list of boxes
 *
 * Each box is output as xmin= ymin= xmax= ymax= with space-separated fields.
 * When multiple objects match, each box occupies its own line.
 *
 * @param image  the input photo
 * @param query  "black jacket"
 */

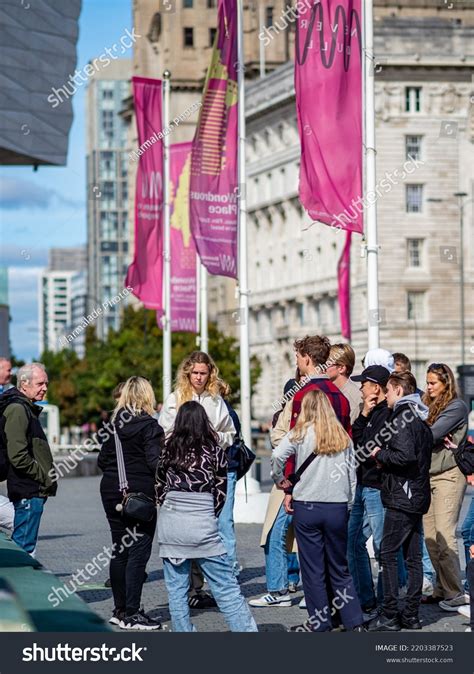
xmin=0 ymin=387 xmax=57 ymax=500
xmin=352 ymin=400 xmax=391 ymax=490
xmin=98 ymin=411 xmax=164 ymax=516
xmin=376 ymin=401 xmax=433 ymax=515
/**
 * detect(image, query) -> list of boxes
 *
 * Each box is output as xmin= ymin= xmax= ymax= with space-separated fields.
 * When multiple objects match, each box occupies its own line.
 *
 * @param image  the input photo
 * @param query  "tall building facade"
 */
xmin=0 ymin=267 xmax=10 ymax=358
xmin=238 ymin=4 xmax=474 ymax=419
xmin=86 ymin=59 xmax=132 ymax=339
xmin=39 ymin=247 xmax=87 ymax=357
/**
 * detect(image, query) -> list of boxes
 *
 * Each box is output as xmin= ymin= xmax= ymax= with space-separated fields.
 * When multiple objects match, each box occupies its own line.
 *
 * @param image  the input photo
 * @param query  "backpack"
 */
xmin=452 ymin=437 xmax=474 ymax=476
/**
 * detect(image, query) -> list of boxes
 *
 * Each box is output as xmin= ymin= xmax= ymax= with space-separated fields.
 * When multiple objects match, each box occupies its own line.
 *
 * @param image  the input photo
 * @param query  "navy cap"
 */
xmin=351 ymin=365 xmax=390 ymax=386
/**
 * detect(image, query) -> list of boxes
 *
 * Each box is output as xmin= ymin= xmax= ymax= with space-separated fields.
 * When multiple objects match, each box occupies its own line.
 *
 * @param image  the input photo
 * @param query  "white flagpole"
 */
xmin=200 ymin=262 xmax=208 ymax=353
xmin=162 ymin=70 xmax=172 ymax=400
xmin=363 ymin=0 xmax=380 ymax=349
xmin=237 ymin=0 xmax=251 ymax=446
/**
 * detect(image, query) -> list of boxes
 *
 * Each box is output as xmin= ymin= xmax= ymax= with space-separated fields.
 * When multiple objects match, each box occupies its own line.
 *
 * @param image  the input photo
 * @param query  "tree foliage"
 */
xmin=40 ymin=307 xmax=261 ymax=427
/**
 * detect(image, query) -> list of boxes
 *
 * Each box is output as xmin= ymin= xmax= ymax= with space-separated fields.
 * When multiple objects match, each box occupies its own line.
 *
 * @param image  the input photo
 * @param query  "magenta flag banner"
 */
xmin=125 ymin=76 xmax=164 ymax=309
xmin=338 ymin=231 xmax=352 ymax=339
xmin=295 ymin=1 xmax=363 ymax=234
xmin=189 ymin=0 xmax=238 ymax=278
xmin=156 ymin=142 xmax=197 ymax=333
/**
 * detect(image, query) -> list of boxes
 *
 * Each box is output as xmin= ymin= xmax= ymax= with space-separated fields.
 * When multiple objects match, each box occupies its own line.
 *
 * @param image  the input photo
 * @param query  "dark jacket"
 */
xmin=376 ymin=399 xmax=433 ymax=515
xmin=223 ymin=400 xmax=239 ymax=472
xmin=98 ymin=410 xmax=164 ymax=516
xmin=352 ymin=399 xmax=391 ymax=490
xmin=0 ymin=387 xmax=57 ymax=501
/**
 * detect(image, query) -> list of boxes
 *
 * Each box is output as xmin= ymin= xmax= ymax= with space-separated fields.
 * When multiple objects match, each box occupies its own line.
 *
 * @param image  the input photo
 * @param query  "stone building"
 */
xmin=241 ymin=4 xmax=474 ymax=419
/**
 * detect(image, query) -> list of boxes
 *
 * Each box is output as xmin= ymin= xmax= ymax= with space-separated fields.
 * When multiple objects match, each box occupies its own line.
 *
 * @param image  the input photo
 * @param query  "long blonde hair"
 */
xmin=174 ymin=351 xmax=221 ymax=407
xmin=291 ymin=389 xmax=350 ymax=455
xmin=111 ymin=376 xmax=156 ymax=422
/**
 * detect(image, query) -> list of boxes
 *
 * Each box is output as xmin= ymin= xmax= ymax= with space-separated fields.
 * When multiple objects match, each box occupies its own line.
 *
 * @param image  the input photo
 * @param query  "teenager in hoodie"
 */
xmin=98 ymin=376 xmax=164 ymax=630
xmin=367 ymin=371 xmax=433 ymax=632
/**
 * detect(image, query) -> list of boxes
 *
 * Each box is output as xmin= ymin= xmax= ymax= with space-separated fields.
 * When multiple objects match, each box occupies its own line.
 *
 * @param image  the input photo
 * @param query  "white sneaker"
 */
xmin=457 ymin=605 xmax=471 ymax=619
xmin=465 ymin=627 xmax=471 ymax=632
xmin=439 ymin=594 xmax=469 ymax=612
xmin=422 ymin=576 xmax=434 ymax=595
xmin=299 ymin=597 xmax=307 ymax=609
xmin=249 ymin=593 xmax=291 ymax=607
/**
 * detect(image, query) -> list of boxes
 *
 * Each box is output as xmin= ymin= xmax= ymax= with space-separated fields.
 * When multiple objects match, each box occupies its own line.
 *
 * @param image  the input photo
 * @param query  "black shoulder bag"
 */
xmin=113 ymin=427 xmax=156 ymax=522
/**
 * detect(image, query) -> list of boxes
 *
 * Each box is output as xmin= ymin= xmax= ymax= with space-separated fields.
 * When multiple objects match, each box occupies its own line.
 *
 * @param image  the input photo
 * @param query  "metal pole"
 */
xmin=363 ymin=0 xmax=380 ymax=349
xmin=162 ymin=71 xmax=172 ymax=401
xmin=237 ymin=0 xmax=251 ymax=446
xmin=200 ymin=262 xmax=208 ymax=353
xmin=459 ymin=200 xmax=465 ymax=367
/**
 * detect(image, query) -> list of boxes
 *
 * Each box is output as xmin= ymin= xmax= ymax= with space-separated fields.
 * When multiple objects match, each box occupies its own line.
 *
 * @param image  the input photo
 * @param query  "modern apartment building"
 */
xmin=86 ymin=59 xmax=132 ymax=339
xmin=0 ymin=267 xmax=10 ymax=358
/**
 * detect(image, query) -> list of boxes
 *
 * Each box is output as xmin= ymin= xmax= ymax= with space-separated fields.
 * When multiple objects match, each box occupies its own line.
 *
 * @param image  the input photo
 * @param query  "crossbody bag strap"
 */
xmin=113 ymin=424 xmax=128 ymax=492
xmin=293 ymin=451 xmax=318 ymax=479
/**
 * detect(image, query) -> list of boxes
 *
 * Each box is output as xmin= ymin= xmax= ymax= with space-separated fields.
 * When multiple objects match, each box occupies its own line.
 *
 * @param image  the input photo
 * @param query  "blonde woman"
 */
xmin=98 ymin=376 xmax=164 ymax=630
xmin=159 ymin=351 xmax=235 ymax=448
xmin=271 ymin=390 xmax=364 ymax=632
xmin=422 ymin=363 xmax=469 ymax=610
xmin=159 ymin=351 xmax=235 ymax=609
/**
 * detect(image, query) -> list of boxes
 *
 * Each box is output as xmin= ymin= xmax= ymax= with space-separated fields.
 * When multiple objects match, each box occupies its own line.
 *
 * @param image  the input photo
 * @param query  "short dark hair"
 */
xmin=388 ymin=371 xmax=417 ymax=396
xmin=392 ymin=352 xmax=411 ymax=372
xmin=293 ymin=335 xmax=331 ymax=367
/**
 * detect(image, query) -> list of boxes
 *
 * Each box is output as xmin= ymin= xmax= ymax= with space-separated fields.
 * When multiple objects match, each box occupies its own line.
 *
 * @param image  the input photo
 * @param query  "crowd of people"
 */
xmin=0 ymin=339 xmax=472 ymax=633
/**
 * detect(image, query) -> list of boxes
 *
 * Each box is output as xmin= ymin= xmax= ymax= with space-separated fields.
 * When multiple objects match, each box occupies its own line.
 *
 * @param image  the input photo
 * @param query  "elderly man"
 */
xmin=0 ymin=357 xmax=12 ymax=395
xmin=0 ymin=363 xmax=57 ymax=554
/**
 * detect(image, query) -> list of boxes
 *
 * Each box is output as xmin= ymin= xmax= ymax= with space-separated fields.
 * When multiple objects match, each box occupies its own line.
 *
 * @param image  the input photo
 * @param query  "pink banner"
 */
xmin=189 ymin=0 xmax=238 ymax=278
xmin=156 ymin=142 xmax=197 ymax=333
xmin=296 ymin=1 xmax=363 ymax=234
xmin=125 ymin=77 xmax=164 ymax=309
xmin=338 ymin=231 xmax=352 ymax=339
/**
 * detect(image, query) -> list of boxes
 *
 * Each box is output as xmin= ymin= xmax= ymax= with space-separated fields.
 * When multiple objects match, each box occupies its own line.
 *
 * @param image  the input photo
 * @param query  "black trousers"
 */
xmin=380 ymin=508 xmax=423 ymax=619
xmin=107 ymin=513 xmax=156 ymax=616
xmin=293 ymin=501 xmax=363 ymax=631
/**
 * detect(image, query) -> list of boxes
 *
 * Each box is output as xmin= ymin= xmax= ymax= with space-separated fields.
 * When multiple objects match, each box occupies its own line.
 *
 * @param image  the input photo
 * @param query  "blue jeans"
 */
xmin=12 ymin=497 xmax=46 ymax=555
xmin=422 ymin=533 xmax=436 ymax=583
xmin=218 ymin=470 xmax=238 ymax=574
xmin=264 ymin=503 xmax=300 ymax=593
xmin=163 ymin=555 xmax=258 ymax=632
xmin=348 ymin=486 xmax=385 ymax=609
xmin=461 ymin=496 xmax=474 ymax=588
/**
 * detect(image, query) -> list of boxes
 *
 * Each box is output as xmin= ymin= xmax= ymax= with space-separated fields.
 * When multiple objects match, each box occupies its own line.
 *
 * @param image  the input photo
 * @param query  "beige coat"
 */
xmin=260 ymin=399 xmax=297 ymax=552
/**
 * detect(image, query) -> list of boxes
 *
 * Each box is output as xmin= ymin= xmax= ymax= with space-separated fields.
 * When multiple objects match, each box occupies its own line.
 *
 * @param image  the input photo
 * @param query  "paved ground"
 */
xmin=33 ymin=476 xmax=472 ymax=632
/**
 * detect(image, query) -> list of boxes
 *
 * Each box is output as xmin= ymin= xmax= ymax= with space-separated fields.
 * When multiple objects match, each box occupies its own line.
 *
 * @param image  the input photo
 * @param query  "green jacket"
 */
xmin=0 ymin=388 xmax=57 ymax=500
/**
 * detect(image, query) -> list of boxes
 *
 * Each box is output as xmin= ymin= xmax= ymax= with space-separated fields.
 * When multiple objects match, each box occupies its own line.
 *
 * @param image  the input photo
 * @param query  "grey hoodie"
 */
xmin=394 ymin=393 xmax=429 ymax=421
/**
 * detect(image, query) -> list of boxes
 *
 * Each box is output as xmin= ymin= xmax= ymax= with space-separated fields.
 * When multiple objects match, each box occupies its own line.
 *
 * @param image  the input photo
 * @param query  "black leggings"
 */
xmin=107 ymin=513 xmax=156 ymax=616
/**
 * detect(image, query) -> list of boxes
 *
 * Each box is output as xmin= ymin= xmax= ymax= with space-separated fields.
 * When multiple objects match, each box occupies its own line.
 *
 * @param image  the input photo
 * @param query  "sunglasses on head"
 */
xmin=428 ymin=363 xmax=446 ymax=371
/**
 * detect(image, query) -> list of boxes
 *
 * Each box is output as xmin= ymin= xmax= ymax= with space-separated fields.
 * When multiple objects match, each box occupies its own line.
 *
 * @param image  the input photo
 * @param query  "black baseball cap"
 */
xmin=351 ymin=365 xmax=390 ymax=386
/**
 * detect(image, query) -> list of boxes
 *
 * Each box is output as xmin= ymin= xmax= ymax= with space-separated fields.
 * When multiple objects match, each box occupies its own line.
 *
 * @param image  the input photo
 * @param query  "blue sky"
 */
xmin=0 ymin=0 xmax=133 ymax=360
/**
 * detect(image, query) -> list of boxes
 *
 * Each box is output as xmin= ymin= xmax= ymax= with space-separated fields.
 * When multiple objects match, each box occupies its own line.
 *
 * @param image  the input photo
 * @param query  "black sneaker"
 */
xmin=352 ymin=624 xmax=367 ymax=632
xmin=188 ymin=593 xmax=217 ymax=609
xmin=288 ymin=621 xmax=314 ymax=632
xmin=109 ymin=608 xmax=125 ymax=625
xmin=104 ymin=578 xmax=112 ymax=588
xmin=400 ymin=615 xmax=422 ymax=630
xmin=119 ymin=610 xmax=162 ymax=631
xmin=367 ymin=614 xmax=401 ymax=632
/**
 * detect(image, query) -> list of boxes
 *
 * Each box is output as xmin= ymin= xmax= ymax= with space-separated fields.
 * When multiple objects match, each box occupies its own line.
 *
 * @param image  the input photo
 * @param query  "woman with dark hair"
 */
xmin=156 ymin=401 xmax=257 ymax=632
xmin=422 ymin=363 xmax=469 ymax=610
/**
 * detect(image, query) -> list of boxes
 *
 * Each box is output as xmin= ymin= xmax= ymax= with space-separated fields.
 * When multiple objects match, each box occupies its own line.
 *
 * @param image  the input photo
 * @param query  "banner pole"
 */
xmin=162 ymin=70 xmax=172 ymax=400
xmin=200 ymin=263 xmax=209 ymax=353
xmin=237 ymin=0 xmax=251 ymax=446
xmin=363 ymin=0 xmax=380 ymax=349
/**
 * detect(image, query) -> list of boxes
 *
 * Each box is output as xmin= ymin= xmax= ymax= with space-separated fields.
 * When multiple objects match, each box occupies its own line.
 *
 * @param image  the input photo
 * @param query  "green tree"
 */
xmin=40 ymin=307 xmax=260 ymax=427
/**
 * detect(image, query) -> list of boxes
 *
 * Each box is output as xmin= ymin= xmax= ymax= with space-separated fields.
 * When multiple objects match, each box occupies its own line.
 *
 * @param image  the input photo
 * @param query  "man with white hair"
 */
xmin=0 ymin=363 xmax=57 ymax=554
xmin=0 ymin=357 xmax=15 ymax=530
xmin=0 ymin=358 xmax=13 ymax=395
